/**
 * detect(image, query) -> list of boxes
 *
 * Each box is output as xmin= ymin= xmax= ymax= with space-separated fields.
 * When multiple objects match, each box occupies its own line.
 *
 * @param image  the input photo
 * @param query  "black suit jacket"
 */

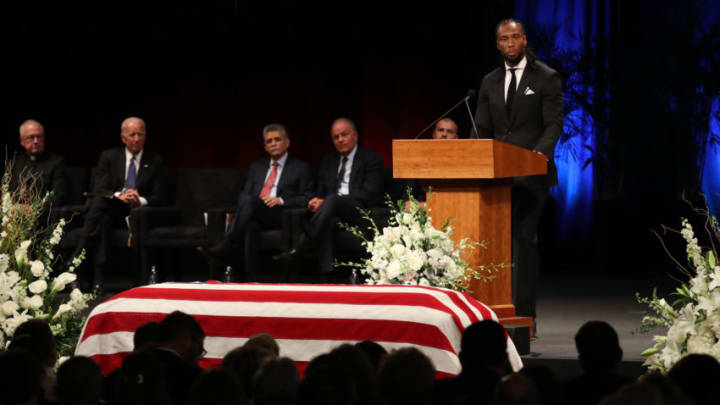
xmin=93 ymin=147 xmax=169 ymax=206
xmin=474 ymin=58 xmax=564 ymax=187
xmin=316 ymin=145 xmax=384 ymax=207
xmin=9 ymin=151 xmax=68 ymax=205
xmin=242 ymin=155 xmax=314 ymax=208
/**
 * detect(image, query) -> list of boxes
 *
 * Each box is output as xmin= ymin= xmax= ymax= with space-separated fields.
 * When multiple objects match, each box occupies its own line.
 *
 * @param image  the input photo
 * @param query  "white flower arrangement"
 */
xmin=0 ymin=162 xmax=93 ymax=357
xmin=639 ymin=212 xmax=720 ymax=373
xmin=338 ymin=192 xmax=506 ymax=291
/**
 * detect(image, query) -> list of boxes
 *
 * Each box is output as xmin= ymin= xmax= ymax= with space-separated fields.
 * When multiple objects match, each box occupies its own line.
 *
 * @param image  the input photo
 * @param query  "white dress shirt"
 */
xmin=337 ymin=145 xmax=358 ymax=196
xmin=504 ymin=55 xmax=527 ymax=102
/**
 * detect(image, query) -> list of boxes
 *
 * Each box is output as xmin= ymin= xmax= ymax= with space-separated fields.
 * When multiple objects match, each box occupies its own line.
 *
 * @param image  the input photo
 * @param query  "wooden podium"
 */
xmin=392 ymin=139 xmax=547 ymax=333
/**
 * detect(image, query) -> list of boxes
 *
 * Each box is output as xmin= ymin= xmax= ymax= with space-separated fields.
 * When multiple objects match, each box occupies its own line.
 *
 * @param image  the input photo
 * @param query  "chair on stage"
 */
xmin=134 ymin=168 xmax=247 ymax=283
xmin=54 ymin=167 xmax=139 ymax=289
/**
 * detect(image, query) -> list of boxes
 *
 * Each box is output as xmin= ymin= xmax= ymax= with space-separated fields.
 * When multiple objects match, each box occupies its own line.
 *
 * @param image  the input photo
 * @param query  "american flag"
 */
xmin=75 ymin=282 xmax=523 ymax=377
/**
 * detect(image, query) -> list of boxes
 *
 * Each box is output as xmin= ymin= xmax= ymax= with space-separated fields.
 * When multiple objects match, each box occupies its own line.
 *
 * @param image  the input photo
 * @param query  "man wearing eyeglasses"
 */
xmin=8 ymin=119 xmax=68 ymax=206
xmin=298 ymin=117 xmax=384 ymax=280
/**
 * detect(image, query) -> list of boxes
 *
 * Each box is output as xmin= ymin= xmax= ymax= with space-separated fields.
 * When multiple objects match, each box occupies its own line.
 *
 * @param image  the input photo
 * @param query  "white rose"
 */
xmin=53 ymin=304 xmax=73 ymax=319
xmin=390 ymin=244 xmax=405 ymax=258
xmin=30 ymin=261 xmax=45 ymax=277
xmin=28 ymin=280 xmax=47 ymax=294
xmin=51 ymin=272 xmax=77 ymax=292
xmin=14 ymin=240 xmax=32 ymax=263
xmin=386 ymin=261 xmax=402 ymax=280
xmin=407 ymin=251 xmax=425 ymax=272
xmin=2 ymin=301 xmax=19 ymax=316
xmin=5 ymin=271 xmax=20 ymax=287
xmin=24 ymin=295 xmax=43 ymax=310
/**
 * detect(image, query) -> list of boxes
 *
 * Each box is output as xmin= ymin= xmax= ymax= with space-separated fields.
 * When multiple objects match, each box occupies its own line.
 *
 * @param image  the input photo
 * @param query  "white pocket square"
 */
xmin=524 ymin=87 xmax=535 ymax=95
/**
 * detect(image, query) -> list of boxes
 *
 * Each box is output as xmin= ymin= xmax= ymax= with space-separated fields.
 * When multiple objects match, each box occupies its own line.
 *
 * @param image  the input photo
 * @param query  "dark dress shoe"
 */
xmin=197 ymin=242 xmax=230 ymax=265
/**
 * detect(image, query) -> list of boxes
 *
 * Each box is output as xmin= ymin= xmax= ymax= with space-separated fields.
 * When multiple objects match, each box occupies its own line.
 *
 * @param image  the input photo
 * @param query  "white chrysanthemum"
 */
xmin=30 ymin=261 xmax=45 ymax=277
xmin=1 ymin=301 xmax=19 ymax=316
xmin=14 ymin=240 xmax=32 ymax=264
xmin=51 ymin=272 xmax=77 ymax=292
xmin=28 ymin=280 xmax=47 ymax=294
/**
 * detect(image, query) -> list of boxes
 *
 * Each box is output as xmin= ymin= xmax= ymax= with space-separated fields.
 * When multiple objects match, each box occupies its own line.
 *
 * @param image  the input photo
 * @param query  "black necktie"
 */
xmin=337 ymin=156 xmax=347 ymax=191
xmin=506 ymin=67 xmax=517 ymax=114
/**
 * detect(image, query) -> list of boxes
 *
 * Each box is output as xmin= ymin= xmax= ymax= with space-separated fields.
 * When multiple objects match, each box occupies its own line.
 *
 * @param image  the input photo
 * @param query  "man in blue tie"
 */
xmin=74 ymin=117 xmax=168 ymax=292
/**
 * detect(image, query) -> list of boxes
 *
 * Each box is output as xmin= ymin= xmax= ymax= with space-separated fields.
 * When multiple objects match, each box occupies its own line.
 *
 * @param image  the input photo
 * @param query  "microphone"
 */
xmin=464 ymin=89 xmax=481 ymax=139
xmin=414 ymin=89 xmax=478 ymax=139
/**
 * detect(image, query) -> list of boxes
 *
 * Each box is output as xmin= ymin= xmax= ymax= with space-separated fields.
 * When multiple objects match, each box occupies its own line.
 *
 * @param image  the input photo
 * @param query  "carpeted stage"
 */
xmin=92 ymin=262 xmax=668 ymax=381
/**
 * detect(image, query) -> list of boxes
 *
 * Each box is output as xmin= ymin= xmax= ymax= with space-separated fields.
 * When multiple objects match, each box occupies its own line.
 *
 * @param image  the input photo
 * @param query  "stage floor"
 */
xmin=525 ymin=271 xmax=675 ymax=380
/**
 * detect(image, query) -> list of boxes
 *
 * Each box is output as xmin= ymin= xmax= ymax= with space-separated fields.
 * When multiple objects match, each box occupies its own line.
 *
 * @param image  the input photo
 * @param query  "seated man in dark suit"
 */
xmin=75 ymin=117 xmax=168 ymax=292
xmin=8 ymin=119 xmax=68 ymax=206
xmin=299 ymin=118 xmax=384 ymax=279
xmin=203 ymin=123 xmax=314 ymax=280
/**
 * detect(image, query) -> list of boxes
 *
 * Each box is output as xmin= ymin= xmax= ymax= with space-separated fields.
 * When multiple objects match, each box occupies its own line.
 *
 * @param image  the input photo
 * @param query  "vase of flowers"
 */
xmin=338 ymin=192 xmax=506 ymax=292
xmin=638 ymin=205 xmax=720 ymax=372
xmin=0 ymin=163 xmax=93 ymax=357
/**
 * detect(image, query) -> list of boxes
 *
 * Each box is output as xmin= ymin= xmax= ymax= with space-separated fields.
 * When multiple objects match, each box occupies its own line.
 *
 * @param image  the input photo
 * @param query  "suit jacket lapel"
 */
xmin=115 ymin=148 xmax=127 ymax=188
xmin=277 ymin=157 xmax=291 ymax=190
xmin=136 ymin=151 xmax=150 ymax=189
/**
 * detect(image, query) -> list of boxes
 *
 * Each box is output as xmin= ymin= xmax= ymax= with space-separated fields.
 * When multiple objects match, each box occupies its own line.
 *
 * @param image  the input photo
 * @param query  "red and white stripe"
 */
xmin=76 ymin=282 xmax=522 ymax=377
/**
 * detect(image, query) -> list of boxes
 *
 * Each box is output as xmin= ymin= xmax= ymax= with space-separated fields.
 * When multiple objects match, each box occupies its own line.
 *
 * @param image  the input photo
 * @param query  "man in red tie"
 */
xmin=203 ymin=124 xmax=314 ymax=280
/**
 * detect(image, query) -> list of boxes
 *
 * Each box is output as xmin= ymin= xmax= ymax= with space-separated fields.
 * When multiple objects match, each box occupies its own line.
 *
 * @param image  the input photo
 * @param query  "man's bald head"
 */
xmin=19 ymin=120 xmax=45 ymax=156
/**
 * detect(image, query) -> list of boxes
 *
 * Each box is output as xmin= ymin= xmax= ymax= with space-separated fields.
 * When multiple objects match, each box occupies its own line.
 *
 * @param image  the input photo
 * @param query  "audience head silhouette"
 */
xmin=158 ymin=311 xmax=206 ymax=365
xmin=575 ymin=320 xmax=622 ymax=372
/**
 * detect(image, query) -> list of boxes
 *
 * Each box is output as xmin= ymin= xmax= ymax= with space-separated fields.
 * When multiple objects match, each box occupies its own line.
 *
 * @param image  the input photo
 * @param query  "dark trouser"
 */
xmin=511 ymin=183 xmax=549 ymax=318
xmin=306 ymin=194 xmax=364 ymax=274
xmin=78 ymin=196 xmax=131 ymax=283
xmin=225 ymin=194 xmax=282 ymax=277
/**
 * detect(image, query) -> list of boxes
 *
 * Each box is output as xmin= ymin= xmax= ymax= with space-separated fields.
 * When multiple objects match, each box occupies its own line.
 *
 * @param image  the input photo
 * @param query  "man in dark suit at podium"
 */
xmin=203 ymin=123 xmax=314 ymax=279
xmin=76 ymin=117 xmax=168 ymax=292
xmin=473 ymin=19 xmax=564 ymax=322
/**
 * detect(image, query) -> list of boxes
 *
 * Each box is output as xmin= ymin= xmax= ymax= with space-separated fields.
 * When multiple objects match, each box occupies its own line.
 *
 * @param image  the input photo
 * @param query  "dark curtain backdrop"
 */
xmin=3 ymin=1 xmax=717 ymax=275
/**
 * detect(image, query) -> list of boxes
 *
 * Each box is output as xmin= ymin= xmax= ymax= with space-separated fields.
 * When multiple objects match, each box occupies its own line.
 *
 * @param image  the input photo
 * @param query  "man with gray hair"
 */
xmin=74 ymin=117 xmax=168 ymax=292
xmin=202 ymin=123 xmax=314 ymax=280
xmin=8 ymin=119 xmax=68 ymax=205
